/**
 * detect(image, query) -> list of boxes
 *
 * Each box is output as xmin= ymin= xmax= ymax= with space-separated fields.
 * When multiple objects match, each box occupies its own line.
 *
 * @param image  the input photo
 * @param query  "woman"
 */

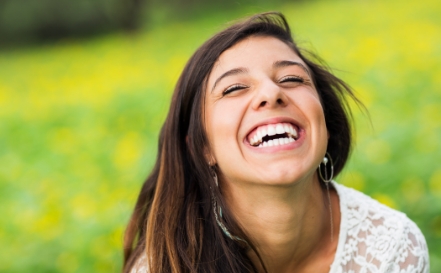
xmin=123 ymin=12 xmax=429 ymax=273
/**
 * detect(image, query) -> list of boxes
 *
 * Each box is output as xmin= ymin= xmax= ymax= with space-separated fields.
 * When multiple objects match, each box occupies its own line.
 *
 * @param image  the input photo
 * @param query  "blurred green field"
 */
xmin=1 ymin=0 xmax=440 ymax=272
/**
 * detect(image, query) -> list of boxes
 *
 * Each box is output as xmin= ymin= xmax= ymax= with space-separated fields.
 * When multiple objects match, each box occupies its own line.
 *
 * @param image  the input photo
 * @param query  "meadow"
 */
xmin=0 ymin=0 xmax=440 ymax=272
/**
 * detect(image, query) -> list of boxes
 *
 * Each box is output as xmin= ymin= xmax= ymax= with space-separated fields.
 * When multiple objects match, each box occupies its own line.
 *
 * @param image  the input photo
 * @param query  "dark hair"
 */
xmin=123 ymin=12 xmax=359 ymax=273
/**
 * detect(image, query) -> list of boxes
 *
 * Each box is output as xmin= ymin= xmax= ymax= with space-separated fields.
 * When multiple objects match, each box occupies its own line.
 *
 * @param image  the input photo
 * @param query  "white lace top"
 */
xmin=131 ymin=182 xmax=429 ymax=273
xmin=330 ymin=183 xmax=429 ymax=273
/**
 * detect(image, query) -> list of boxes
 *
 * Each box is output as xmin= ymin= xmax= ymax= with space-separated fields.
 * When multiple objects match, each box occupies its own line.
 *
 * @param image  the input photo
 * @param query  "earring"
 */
xmin=318 ymin=152 xmax=334 ymax=183
xmin=210 ymin=167 xmax=248 ymax=245
xmin=318 ymin=152 xmax=335 ymax=242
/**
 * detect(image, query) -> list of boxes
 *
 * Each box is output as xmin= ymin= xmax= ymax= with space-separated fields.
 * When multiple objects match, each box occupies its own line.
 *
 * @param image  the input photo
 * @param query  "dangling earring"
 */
xmin=318 ymin=152 xmax=335 ymax=242
xmin=210 ymin=165 xmax=248 ymax=245
xmin=318 ymin=152 xmax=334 ymax=183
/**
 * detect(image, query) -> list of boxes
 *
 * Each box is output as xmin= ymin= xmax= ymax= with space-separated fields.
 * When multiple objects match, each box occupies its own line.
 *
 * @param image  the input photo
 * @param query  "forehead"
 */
xmin=208 ymin=36 xmax=306 ymax=82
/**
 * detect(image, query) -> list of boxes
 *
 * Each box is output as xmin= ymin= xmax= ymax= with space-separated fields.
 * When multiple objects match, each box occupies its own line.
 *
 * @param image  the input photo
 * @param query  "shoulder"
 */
xmin=336 ymin=182 xmax=408 ymax=224
xmin=332 ymin=182 xmax=429 ymax=273
xmin=335 ymin=183 xmax=425 ymax=237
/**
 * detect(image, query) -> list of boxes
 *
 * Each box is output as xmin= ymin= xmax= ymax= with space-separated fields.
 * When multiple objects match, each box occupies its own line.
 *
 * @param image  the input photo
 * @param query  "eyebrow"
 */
xmin=273 ymin=60 xmax=311 ymax=76
xmin=212 ymin=67 xmax=248 ymax=92
xmin=211 ymin=60 xmax=311 ymax=92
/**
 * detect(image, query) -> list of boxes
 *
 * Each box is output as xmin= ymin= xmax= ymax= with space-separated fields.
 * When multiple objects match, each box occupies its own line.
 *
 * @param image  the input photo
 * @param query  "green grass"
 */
xmin=1 ymin=0 xmax=440 ymax=272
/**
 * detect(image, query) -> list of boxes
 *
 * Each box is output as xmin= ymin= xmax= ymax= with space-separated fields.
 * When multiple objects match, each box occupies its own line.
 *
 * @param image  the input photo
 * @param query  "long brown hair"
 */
xmin=123 ymin=12 xmax=359 ymax=273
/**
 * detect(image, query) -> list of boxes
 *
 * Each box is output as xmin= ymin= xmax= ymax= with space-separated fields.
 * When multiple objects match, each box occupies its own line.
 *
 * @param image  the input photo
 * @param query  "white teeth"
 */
xmin=261 ymin=127 xmax=267 ymax=138
xmin=257 ymin=130 xmax=262 ymax=140
xmin=253 ymin=135 xmax=258 ymax=144
xmin=249 ymin=122 xmax=299 ymax=147
xmin=267 ymin=125 xmax=276 ymax=136
xmin=276 ymin=124 xmax=284 ymax=134
xmin=290 ymin=127 xmax=298 ymax=138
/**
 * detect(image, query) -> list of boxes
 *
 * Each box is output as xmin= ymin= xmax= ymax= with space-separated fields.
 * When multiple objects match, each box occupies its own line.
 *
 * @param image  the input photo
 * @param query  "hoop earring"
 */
xmin=210 ymin=167 xmax=248 ymax=245
xmin=318 ymin=152 xmax=335 ymax=242
xmin=318 ymin=152 xmax=334 ymax=183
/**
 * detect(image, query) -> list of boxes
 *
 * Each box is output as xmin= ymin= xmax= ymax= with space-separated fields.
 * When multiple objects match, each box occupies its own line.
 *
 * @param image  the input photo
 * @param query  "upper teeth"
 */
xmin=248 ymin=123 xmax=298 ymax=147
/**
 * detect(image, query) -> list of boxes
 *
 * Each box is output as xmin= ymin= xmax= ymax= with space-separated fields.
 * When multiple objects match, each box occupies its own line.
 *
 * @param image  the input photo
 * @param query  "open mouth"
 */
xmin=247 ymin=122 xmax=299 ymax=148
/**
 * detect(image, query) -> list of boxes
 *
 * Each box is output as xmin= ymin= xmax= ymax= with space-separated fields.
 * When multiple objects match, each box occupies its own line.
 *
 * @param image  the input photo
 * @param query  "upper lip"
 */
xmin=244 ymin=116 xmax=303 ymax=144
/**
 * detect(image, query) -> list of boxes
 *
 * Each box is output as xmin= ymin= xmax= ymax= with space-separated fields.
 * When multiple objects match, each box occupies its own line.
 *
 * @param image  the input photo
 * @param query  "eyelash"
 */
xmin=222 ymin=75 xmax=307 ymax=95
xmin=223 ymin=84 xmax=247 ymax=95
xmin=279 ymin=75 xmax=305 ymax=83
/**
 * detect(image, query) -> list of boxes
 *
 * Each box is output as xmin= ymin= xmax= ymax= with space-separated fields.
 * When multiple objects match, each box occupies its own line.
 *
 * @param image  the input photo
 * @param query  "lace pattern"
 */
xmin=331 ymin=183 xmax=429 ymax=273
xmin=130 ymin=183 xmax=429 ymax=273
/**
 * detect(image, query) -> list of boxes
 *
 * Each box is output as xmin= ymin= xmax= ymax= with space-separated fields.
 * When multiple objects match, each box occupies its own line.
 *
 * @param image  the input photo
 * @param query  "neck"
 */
xmin=222 ymin=174 xmax=339 ymax=273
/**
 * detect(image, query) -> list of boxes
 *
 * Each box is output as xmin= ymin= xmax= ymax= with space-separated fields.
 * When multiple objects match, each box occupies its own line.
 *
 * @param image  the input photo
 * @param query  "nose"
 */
xmin=251 ymin=80 xmax=288 ymax=110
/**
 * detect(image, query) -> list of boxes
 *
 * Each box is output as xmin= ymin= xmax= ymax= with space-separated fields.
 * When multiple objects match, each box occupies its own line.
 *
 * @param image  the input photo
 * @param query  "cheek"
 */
xmin=306 ymin=91 xmax=326 ymax=124
xmin=205 ymin=100 xmax=245 ymax=158
xmin=293 ymin=90 xmax=325 ymax=123
xmin=313 ymin=102 xmax=327 ymax=137
xmin=210 ymin=105 xmax=240 ymax=141
xmin=298 ymin=92 xmax=328 ymax=144
xmin=314 ymin=103 xmax=329 ymax=151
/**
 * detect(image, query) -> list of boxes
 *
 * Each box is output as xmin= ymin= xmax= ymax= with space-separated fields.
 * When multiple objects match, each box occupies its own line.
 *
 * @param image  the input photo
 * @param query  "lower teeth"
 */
xmin=257 ymin=137 xmax=295 ymax=147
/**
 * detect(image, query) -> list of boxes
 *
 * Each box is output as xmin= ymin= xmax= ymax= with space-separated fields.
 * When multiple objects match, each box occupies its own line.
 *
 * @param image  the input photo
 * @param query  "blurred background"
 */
xmin=0 ymin=0 xmax=440 ymax=272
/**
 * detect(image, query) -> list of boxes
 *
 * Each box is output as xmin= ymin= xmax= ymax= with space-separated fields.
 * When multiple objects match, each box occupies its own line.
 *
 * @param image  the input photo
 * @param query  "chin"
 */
xmin=252 ymin=167 xmax=313 ymax=187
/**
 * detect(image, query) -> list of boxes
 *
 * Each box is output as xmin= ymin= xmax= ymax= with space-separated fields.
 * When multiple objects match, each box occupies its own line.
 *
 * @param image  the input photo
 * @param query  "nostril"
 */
xmin=259 ymin=101 xmax=267 ymax=107
xmin=277 ymin=98 xmax=284 ymax=105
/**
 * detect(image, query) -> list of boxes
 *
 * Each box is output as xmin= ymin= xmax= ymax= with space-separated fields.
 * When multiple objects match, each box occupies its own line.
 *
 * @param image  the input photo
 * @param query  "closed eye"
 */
xmin=223 ymin=84 xmax=247 ymax=95
xmin=279 ymin=75 xmax=305 ymax=83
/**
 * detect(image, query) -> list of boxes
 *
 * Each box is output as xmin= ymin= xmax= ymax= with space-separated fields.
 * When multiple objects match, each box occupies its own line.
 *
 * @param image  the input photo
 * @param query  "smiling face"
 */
xmin=204 ymin=36 xmax=328 ymax=187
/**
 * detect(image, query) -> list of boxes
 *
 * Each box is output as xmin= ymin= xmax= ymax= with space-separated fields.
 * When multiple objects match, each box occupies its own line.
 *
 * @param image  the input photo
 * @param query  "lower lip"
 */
xmin=244 ymin=130 xmax=305 ymax=153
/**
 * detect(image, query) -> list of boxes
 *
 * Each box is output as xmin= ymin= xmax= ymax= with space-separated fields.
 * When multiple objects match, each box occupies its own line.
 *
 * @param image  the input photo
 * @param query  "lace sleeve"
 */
xmin=334 ymin=184 xmax=429 ymax=273
xmin=392 ymin=220 xmax=429 ymax=273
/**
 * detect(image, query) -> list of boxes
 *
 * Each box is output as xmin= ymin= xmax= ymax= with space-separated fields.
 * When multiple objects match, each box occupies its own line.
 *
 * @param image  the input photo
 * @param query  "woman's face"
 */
xmin=204 ymin=36 xmax=328 ymax=187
